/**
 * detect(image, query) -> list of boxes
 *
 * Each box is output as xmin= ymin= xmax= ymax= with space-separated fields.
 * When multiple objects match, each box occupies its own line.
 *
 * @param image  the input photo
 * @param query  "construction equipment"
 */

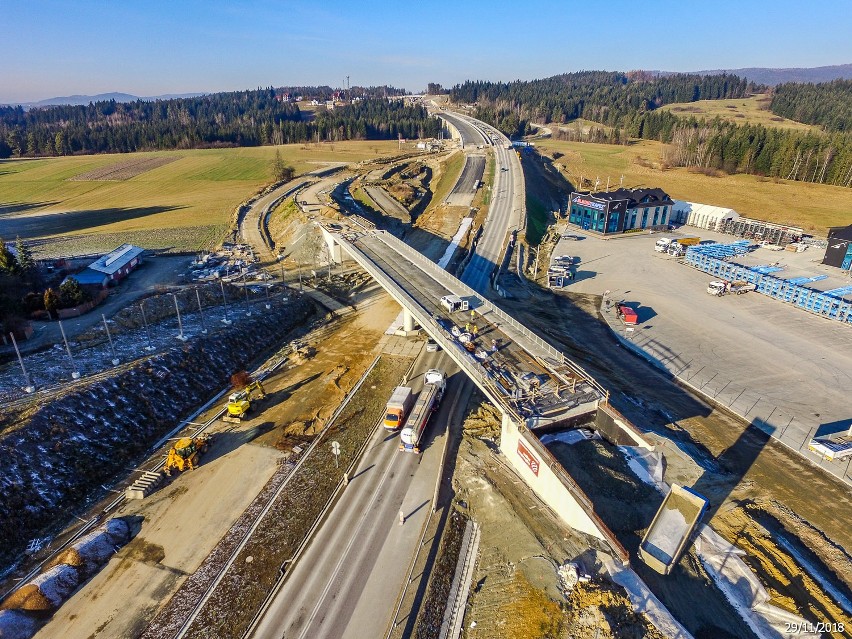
xmin=163 ymin=434 xmax=212 ymax=476
xmin=638 ymin=484 xmax=708 ymax=575
xmin=224 ymin=380 xmax=266 ymax=422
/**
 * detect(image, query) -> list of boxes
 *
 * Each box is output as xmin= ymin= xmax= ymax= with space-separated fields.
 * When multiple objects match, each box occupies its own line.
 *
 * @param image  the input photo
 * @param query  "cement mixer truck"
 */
xmin=399 ymin=369 xmax=446 ymax=454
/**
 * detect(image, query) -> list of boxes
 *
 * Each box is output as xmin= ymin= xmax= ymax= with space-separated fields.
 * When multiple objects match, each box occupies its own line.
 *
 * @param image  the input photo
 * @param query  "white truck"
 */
xmin=654 ymin=238 xmax=673 ymax=252
xmin=440 ymin=295 xmax=469 ymax=313
xmin=707 ymin=280 xmax=757 ymax=296
xmin=399 ymin=369 xmax=447 ymax=453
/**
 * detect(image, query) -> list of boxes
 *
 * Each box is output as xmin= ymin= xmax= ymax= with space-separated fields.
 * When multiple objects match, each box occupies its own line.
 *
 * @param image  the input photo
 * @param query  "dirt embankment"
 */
xmin=172 ymin=355 xmax=415 ymax=639
xmin=0 ymin=297 xmax=316 ymax=572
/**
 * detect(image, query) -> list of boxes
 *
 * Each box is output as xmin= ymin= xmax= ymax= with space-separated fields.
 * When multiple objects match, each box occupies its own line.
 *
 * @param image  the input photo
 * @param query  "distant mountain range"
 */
xmin=4 ymin=92 xmax=206 ymax=109
xmin=664 ymin=64 xmax=852 ymax=86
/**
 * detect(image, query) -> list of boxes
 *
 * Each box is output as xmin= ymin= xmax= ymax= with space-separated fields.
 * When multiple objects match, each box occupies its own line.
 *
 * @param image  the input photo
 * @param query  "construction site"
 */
xmin=0 ymin=113 xmax=850 ymax=639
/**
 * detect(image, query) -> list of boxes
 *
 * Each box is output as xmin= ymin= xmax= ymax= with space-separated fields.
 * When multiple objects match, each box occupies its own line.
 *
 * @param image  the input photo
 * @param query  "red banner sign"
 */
xmin=517 ymin=440 xmax=540 ymax=476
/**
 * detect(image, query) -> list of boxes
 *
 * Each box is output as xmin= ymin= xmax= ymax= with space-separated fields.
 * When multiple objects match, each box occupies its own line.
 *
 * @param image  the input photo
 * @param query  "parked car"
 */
xmin=426 ymin=339 xmax=440 ymax=352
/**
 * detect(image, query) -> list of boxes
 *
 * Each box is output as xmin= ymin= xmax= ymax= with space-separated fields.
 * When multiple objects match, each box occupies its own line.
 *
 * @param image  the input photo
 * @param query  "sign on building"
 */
xmin=517 ymin=440 xmax=540 ymax=476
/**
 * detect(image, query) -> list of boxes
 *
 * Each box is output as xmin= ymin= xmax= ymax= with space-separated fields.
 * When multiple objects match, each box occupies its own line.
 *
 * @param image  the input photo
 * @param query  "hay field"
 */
xmin=659 ymin=95 xmax=817 ymax=132
xmin=0 ymin=141 xmax=399 ymax=255
xmin=535 ymin=138 xmax=852 ymax=234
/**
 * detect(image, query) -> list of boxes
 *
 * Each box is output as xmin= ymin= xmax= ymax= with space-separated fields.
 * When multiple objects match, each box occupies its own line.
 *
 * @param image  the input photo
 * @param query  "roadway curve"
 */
xmin=438 ymin=111 xmax=525 ymax=293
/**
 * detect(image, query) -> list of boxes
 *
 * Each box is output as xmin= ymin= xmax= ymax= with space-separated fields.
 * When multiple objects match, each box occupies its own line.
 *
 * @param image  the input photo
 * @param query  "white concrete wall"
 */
xmin=500 ymin=415 xmax=626 ymax=559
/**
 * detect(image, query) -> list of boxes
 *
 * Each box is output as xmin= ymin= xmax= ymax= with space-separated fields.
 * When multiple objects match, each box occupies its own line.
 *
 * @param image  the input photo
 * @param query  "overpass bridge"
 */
xmin=321 ymin=220 xmax=637 ymax=557
xmin=327 ymin=223 xmax=605 ymax=429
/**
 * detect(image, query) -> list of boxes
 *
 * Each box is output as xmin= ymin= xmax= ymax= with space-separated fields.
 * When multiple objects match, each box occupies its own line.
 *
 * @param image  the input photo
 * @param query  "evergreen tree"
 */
xmin=58 ymin=278 xmax=89 ymax=308
xmin=0 ymin=239 xmax=19 ymax=274
xmin=15 ymin=237 xmax=34 ymax=274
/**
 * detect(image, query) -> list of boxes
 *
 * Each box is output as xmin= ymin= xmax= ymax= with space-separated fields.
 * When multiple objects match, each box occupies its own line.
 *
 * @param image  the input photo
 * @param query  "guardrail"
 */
xmin=371 ymin=231 xmax=608 ymax=398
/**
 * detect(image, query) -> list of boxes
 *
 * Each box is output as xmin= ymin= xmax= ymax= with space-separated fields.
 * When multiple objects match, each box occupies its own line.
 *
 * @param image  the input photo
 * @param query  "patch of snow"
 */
xmin=539 ymin=429 xmax=599 ymax=446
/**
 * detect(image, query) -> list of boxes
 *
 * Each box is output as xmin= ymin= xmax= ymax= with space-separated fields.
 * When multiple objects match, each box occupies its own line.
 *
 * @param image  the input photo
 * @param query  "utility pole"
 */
xmin=102 ymin=314 xmax=119 ymax=365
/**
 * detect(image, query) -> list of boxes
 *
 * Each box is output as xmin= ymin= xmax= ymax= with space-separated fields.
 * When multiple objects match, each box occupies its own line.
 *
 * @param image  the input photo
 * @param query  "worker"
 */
xmin=470 ymin=309 xmax=476 ymax=321
xmin=471 ymin=324 xmax=479 ymax=337
xmin=465 ymin=322 xmax=471 ymax=332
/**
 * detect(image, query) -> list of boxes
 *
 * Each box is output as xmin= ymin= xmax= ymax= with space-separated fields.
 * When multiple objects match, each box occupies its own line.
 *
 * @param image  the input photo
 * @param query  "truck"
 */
xmin=440 ymin=295 xmax=469 ymax=313
xmin=707 ymin=280 xmax=756 ymax=296
xmin=616 ymin=304 xmax=638 ymax=325
xmin=808 ymin=427 xmax=852 ymax=461
xmin=638 ymin=484 xmax=708 ymax=575
xmin=399 ymin=369 xmax=447 ymax=453
xmin=654 ymin=238 xmax=673 ymax=252
xmin=675 ymin=236 xmax=701 ymax=247
xmin=383 ymin=386 xmax=414 ymax=431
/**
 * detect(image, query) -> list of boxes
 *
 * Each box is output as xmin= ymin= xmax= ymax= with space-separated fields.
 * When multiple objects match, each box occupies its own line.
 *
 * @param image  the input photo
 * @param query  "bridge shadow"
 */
xmin=0 ymin=205 xmax=186 ymax=239
xmin=0 ymin=200 xmax=61 ymax=216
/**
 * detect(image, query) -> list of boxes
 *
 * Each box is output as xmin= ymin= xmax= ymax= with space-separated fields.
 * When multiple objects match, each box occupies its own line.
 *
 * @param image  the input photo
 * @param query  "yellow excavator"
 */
xmin=224 ymin=380 xmax=266 ymax=422
xmin=163 ymin=434 xmax=211 ymax=476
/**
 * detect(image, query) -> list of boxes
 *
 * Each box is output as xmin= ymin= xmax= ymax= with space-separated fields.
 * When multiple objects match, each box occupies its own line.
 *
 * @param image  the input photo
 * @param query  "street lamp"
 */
xmin=242 ymin=270 xmax=252 ymax=316
xmin=139 ymin=300 xmax=155 ymax=351
xmin=169 ymin=293 xmax=187 ymax=341
xmin=220 ymin=279 xmax=232 ymax=325
xmin=9 ymin=332 xmax=35 ymax=392
xmin=195 ymin=288 xmax=208 ymax=334
xmin=58 ymin=319 xmax=80 ymax=379
xmin=102 ymin=314 xmax=119 ymax=365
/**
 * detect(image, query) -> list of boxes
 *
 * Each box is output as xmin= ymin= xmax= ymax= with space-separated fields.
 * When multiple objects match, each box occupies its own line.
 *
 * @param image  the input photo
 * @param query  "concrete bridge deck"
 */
xmin=332 ymin=227 xmax=604 ymax=428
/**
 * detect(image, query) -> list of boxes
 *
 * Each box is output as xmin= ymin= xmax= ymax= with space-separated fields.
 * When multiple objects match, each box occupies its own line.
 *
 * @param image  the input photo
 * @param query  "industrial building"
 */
xmin=65 ymin=244 xmax=144 ymax=288
xmin=568 ymin=188 xmax=673 ymax=235
xmin=823 ymin=225 xmax=852 ymax=271
xmin=672 ymin=201 xmax=739 ymax=230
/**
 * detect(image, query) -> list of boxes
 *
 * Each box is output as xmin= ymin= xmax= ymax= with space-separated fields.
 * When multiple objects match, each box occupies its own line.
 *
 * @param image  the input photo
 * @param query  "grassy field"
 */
xmin=659 ymin=95 xmax=817 ymax=132
xmin=535 ymin=138 xmax=852 ymax=234
xmin=0 ymin=141 xmax=399 ymax=255
xmin=425 ymin=150 xmax=466 ymax=214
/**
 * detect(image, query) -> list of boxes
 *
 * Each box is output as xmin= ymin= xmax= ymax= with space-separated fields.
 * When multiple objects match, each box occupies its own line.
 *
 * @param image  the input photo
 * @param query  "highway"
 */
xmin=250 ymin=350 xmax=462 ymax=639
xmin=438 ymin=111 xmax=524 ymax=293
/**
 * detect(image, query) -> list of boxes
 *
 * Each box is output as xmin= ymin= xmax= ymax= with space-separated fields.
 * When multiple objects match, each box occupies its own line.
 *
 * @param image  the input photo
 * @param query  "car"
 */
xmin=561 ymin=233 xmax=583 ymax=240
xmin=426 ymin=339 xmax=440 ymax=352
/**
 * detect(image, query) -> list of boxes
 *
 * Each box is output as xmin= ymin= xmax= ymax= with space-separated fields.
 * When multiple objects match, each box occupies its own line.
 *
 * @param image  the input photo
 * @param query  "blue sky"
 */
xmin=3 ymin=0 xmax=851 ymax=102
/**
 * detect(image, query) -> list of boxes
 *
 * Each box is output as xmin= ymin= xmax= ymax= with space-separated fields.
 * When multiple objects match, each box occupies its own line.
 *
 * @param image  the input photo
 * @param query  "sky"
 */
xmin=3 ymin=0 xmax=851 ymax=103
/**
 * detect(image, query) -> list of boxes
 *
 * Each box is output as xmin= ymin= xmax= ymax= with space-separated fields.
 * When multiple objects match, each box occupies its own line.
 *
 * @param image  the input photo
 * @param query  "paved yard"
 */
xmin=550 ymin=226 xmax=852 ymax=482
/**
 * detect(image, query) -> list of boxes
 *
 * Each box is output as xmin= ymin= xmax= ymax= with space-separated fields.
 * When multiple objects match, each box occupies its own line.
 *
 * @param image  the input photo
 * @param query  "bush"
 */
xmin=58 ymin=278 xmax=91 ymax=308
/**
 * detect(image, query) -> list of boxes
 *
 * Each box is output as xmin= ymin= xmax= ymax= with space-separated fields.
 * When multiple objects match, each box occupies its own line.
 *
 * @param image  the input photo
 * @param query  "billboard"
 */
xmin=572 ymin=196 xmax=605 ymax=211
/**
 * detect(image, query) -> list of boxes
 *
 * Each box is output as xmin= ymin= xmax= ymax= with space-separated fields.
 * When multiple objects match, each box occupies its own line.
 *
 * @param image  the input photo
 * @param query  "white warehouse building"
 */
xmin=672 ymin=200 xmax=739 ymax=231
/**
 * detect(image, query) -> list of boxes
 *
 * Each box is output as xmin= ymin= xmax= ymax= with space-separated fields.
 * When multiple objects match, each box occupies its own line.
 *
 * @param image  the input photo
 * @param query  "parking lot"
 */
xmin=549 ymin=225 xmax=852 ymax=481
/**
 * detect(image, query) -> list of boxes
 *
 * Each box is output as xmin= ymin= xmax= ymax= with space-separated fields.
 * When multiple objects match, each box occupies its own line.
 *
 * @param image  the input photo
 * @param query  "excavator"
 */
xmin=163 ymin=434 xmax=211 ymax=476
xmin=224 ymin=380 xmax=266 ymax=422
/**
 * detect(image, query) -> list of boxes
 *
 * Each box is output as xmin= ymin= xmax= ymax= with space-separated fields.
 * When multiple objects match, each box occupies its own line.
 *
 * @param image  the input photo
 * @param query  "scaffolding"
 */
xmin=719 ymin=217 xmax=804 ymax=246
xmin=685 ymin=244 xmax=852 ymax=324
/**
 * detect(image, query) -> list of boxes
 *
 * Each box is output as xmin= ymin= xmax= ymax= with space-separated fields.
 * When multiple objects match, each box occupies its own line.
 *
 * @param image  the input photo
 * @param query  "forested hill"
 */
xmin=450 ymin=71 xmax=757 ymax=132
xmin=770 ymin=79 xmax=852 ymax=132
xmin=0 ymin=87 xmax=428 ymax=157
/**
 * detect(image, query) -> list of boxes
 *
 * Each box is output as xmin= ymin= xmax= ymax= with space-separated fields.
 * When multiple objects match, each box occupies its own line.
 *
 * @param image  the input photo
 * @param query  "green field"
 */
xmin=0 ymin=141 xmax=399 ymax=255
xmin=660 ymin=95 xmax=817 ymax=132
xmin=535 ymin=138 xmax=852 ymax=234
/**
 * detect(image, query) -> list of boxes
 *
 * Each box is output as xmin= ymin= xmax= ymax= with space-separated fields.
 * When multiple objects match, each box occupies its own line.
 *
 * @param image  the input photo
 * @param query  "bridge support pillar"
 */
xmin=403 ymin=308 xmax=416 ymax=332
xmin=319 ymin=227 xmax=350 ymax=265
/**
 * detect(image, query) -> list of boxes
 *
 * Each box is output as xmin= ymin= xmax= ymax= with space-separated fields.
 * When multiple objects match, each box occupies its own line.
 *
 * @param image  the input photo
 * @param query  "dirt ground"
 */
xmin=29 ymin=286 xmax=402 ymax=638
xmin=453 ymin=396 xmax=664 ymax=639
xmin=492 ymin=285 xmax=852 ymax=637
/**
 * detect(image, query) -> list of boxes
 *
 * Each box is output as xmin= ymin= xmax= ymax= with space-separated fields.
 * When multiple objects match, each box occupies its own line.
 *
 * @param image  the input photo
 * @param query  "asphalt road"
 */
xmin=250 ymin=349 xmax=461 ymax=639
xmin=365 ymin=185 xmax=411 ymax=223
xmin=438 ymin=111 xmax=490 ymax=148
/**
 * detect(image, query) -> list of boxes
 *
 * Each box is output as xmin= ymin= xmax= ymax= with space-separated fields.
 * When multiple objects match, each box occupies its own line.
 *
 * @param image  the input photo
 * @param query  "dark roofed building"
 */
xmin=822 ymin=225 xmax=852 ymax=271
xmin=569 ymin=187 xmax=674 ymax=235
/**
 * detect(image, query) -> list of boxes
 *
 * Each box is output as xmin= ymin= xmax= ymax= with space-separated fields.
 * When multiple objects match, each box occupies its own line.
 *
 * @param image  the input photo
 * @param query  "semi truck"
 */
xmin=654 ymin=238 xmax=673 ymax=252
xmin=399 ymin=369 xmax=447 ymax=453
xmin=638 ymin=484 xmax=708 ymax=575
xmin=384 ymin=386 xmax=414 ymax=431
